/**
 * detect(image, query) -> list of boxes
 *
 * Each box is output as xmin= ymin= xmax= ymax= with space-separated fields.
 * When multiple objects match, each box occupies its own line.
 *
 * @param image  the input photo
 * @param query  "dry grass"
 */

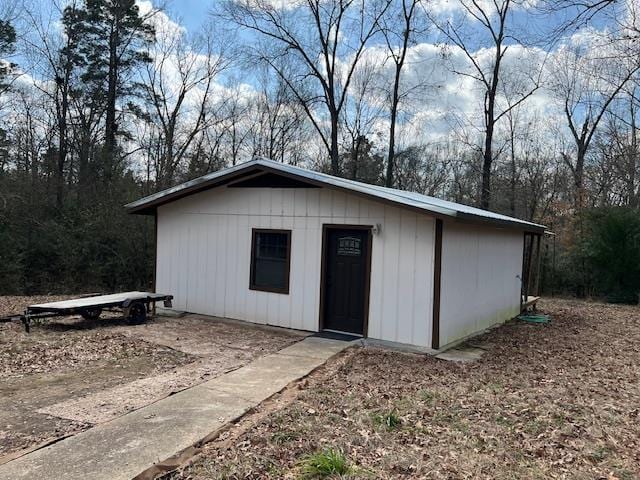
xmin=170 ymin=299 xmax=640 ymax=480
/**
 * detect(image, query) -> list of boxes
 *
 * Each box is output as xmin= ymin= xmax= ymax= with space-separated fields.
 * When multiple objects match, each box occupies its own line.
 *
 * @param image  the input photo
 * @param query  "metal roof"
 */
xmin=125 ymin=158 xmax=546 ymax=232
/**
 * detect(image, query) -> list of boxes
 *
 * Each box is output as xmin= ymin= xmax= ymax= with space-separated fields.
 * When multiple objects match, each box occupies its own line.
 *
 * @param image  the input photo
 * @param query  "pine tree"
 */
xmin=67 ymin=0 xmax=154 ymax=182
xmin=0 ymin=18 xmax=16 ymax=178
xmin=0 ymin=19 xmax=16 ymax=93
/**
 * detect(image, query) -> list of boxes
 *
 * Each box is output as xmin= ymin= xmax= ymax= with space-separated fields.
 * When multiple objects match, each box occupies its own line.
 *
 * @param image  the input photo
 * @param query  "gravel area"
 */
xmin=0 ymin=295 xmax=305 ymax=463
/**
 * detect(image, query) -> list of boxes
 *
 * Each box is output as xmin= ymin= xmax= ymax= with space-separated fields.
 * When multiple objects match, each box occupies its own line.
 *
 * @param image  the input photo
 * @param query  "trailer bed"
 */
xmin=28 ymin=292 xmax=171 ymax=312
xmin=20 ymin=291 xmax=173 ymax=332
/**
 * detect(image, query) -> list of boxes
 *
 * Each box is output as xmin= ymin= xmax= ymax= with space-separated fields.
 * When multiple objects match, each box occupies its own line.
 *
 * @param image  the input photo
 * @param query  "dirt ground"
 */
xmin=0 ymin=296 xmax=305 ymax=463
xmin=169 ymin=299 xmax=640 ymax=480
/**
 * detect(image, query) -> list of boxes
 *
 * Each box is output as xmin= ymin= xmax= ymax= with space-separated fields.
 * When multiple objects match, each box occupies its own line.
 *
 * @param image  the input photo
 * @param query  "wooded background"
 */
xmin=0 ymin=0 xmax=638 ymax=302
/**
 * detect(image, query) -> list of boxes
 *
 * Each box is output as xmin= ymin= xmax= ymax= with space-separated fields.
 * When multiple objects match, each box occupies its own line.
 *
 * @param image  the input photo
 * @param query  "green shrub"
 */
xmin=582 ymin=207 xmax=640 ymax=303
xmin=271 ymin=430 xmax=298 ymax=444
xmin=372 ymin=410 xmax=402 ymax=429
xmin=299 ymin=448 xmax=351 ymax=478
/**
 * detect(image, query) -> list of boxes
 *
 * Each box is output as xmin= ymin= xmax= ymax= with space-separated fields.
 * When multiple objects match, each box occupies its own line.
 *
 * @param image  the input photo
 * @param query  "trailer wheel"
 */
xmin=81 ymin=308 xmax=102 ymax=321
xmin=127 ymin=302 xmax=147 ymax=325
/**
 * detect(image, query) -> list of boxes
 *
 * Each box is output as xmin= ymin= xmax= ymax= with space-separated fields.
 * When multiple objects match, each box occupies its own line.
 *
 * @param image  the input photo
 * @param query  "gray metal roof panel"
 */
xmin=125 ymin=158 xmax=546 ymax=231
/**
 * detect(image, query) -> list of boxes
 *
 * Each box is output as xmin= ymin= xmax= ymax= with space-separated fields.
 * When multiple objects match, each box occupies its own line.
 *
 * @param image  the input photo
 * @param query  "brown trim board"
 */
xmin=534 ymin=233 xmax=542 ymax=296
xmin=431 ymin=218 xmax=443 ymax=350
xmin=153 ymin=212 xmax=158 ymax=293
xmin=520 ymin=231 xmax=527 ymax=312
xmin=318 ymin=224 xmax=373 ymax=337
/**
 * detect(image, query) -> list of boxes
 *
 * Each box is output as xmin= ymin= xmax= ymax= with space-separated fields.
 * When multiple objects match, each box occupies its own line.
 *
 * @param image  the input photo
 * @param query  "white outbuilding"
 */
xmin=126 ymin=158 xmax=545 ymax=351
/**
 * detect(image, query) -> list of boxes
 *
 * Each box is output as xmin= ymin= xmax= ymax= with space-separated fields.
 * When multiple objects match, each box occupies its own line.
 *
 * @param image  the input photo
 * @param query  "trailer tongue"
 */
xmin=17 ymin=291 xmax=173 ymax=332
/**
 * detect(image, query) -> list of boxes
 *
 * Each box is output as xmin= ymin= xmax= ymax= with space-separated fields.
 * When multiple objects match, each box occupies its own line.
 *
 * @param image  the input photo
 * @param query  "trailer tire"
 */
xmin=81 ymin=308 xmax=102 ymax=321
xmin=127 ymin=302 xmax=147 ymax=325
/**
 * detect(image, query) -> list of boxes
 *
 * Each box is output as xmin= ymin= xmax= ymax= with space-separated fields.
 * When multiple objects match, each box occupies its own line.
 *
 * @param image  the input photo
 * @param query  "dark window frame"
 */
xmin=249 ymin=228 xmax=292 ymax=294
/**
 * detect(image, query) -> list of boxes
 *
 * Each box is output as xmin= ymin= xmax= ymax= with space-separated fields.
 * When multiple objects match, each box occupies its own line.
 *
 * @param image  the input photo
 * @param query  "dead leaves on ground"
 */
xmin=0 ymin=295 xmax=192 ymax=378
xmin=173 ymin=299 xmax=640 ymax=480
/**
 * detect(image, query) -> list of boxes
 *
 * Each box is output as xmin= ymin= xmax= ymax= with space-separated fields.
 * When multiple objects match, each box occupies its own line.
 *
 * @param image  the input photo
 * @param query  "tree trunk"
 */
xmin=384 ymin=2 xmax=413 ymax=188
xmin=480 ymin=126 xmax=494 ymax=209
xmin=351 ymin=136 xmax=362 ymax=180
xmin=77 ymin=125 xmax=91 ymax=198
xmin=56 ymin=84 xmax=69 ymax=209
xmin=628 ymin=97 xmax=637 ymax=207
xmin=161 ymin=128 xmax=175 ymax=189
xmin=386 ymin=70 xmax=401 ymax=188
xmin=509 ymin=157 xmax=516 ymax=215
xmin=481 ymin=68 xmax=499 ymax=210
xmin=574 ymin=146 xmax=586 ymax=211
xmin=105 ymin=23 xmax=119 ymax=180
xmin=504 ymin=111 xmax=515 ymax=214
xmin=56 ymin=131 xmax=65 ymax=208
xmin=330 ymin=110 xmax=340 ymax=175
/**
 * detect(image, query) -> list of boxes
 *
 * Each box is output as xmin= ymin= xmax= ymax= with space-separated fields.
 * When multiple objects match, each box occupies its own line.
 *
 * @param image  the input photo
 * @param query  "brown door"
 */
xmin=322 ymin=228 xmax=370 ymax=335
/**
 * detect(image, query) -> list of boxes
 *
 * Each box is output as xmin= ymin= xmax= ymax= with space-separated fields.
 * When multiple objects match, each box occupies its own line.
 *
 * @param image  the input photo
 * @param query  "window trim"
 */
xmin=249 ymin=228 xmax=292 ymax=294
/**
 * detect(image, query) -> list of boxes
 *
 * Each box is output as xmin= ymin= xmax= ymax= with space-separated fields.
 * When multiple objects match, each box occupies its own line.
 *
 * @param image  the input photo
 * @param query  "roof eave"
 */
xmin=125 ymin=160 xmax=546 ymax=232
xmin=125 ymin=162 xmax=267 ymax=214
xmin=455 ymin=212 xmax=546 ymax=233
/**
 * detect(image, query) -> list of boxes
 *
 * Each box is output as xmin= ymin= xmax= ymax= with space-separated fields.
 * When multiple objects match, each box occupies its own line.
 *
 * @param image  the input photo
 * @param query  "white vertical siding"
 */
xmin=156 ymin=187 xmax=435 ymax=347
xmin=439 ymin=222 xmax=523 ymax=347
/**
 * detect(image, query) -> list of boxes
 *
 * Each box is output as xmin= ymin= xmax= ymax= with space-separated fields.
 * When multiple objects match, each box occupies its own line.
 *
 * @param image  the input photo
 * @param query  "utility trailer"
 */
xmin=9 ymin=291 xmax=173 ymax=332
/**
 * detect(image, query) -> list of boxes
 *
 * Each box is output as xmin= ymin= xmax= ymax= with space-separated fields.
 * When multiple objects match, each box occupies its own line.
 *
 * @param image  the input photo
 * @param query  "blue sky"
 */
xmin=157 ymin=0 xmax=611 ymax=44
xmin=106 ymin=1 xmax=640 ymax=142
xmin=164 ymin=0 xmax=211 ymax=32
xmin=6 ymin=0 xmax=632 ymax=161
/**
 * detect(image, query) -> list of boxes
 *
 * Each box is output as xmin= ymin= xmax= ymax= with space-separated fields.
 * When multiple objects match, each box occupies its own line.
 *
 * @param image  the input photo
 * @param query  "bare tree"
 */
xmin=340 ymin=58 xmax=384 ymax=180
xmin=377 ymin=0 xmax=426 ymax=187
xmin=140 ymin=20 xmax=230 ymax=188
xmin=595 ymin=82 xmax=639 ymax=206
xmin=432 ymin=0 xmax=543 ymax=209
xmin=541 ymin=0 xmax=639 ymax=42
xmin=394 ymin=143 xmax=452 ymax=195
xmin=502 ymin=104 xmax=521 ymax=216
xmin=550 ymin=41 xmax=640 ymax=209
xmin=221 ymin=0 xmax=392 ymax=174
xmin=21 ymin=1 xmax=80 ymax=206
xmin=220 ymin=84 xmax=253 ymax=165
xmin=493 ymin=109 xmax=568 ymax=221
xmin=499 ymin=66 xmax=545 ymax=216
xmin=250 ymin=63 xmax=310 ymax=163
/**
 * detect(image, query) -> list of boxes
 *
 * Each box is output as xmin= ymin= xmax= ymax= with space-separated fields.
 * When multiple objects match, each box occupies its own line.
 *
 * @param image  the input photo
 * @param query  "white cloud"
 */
xmin=427 ymin=0 xmax=538 ymax=18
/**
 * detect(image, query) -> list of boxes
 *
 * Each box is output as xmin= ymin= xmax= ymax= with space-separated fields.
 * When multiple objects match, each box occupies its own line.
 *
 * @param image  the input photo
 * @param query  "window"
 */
xmin=250 ymin=229 xmax=291 ymax=294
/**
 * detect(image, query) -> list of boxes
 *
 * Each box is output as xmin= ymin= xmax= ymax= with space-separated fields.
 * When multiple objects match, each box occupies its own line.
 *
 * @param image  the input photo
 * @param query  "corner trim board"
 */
xmin=431 ymin=218 xmax=443 ymax=350
xmin=153 ymin=212 xmax=158 ymax=294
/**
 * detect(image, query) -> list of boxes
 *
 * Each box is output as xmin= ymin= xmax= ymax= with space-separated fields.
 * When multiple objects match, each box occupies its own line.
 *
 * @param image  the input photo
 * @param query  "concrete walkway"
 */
xmin=0 ymin=336 xmax=350 ymax=480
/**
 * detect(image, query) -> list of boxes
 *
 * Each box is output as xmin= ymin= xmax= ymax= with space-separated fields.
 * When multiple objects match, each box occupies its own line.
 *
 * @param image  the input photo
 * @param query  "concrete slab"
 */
xmin=0 ymin=383 xmax=253 ymax=480
xmin=362 ymin=337 xmax=437 ymax=355
xmin=202 ymin=353 xmax=323 ymax=402
xmin=0 ymin=336 xmax=351 ymax=480
xmin=277 ymin=336 xmax=354 ymax=359
xmin=155 ymin=307 xmax=187 ymax=317
xmin=435 ymin=346 xmax=486 ymax=363
xmin=466 ymin=339 xmax=493 ymax=350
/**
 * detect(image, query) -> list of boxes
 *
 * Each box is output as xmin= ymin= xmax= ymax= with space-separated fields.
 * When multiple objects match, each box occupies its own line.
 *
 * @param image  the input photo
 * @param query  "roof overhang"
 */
xmin=126 ymin=164 xmax=269 ymax=215
xmin=125 ymin=159 xmax=546 ymax=233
